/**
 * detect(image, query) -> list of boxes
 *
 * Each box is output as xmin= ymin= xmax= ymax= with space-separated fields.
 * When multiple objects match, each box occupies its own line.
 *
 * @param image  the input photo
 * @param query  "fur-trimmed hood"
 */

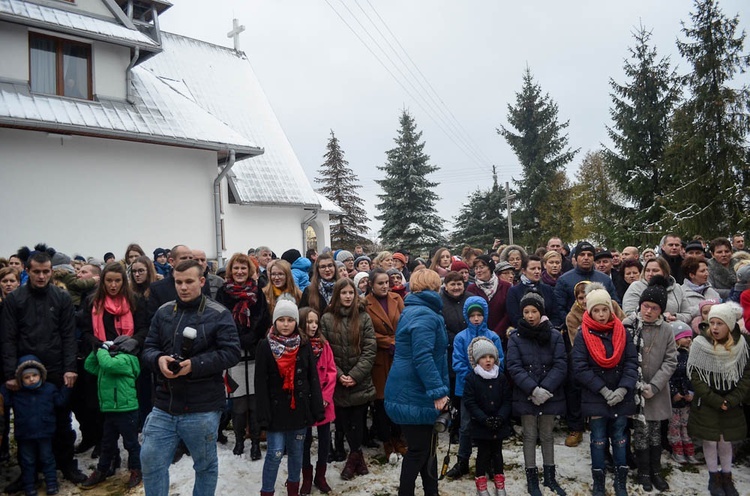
xmin=15 ymin=355 xmax=47 ymax=385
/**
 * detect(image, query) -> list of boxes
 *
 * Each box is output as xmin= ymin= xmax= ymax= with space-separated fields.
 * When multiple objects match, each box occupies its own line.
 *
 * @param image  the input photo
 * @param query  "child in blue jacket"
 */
xmin=446 ymin=296 xmax=504 ymax=479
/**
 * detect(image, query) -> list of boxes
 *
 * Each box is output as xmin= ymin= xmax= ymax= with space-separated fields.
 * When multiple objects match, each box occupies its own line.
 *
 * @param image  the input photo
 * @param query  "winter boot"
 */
xmin=355 ymin=450 xmax=369 ymax=476
xmin=525 ymin=467 xmax=542 ymax=496
xmin=285 ymin=480 xmax=300 ymax=496
xmin=300 ymin=465 xmax=313 ymax=496
xmin=671 ymin=442 xmax=686 ymax=464
xmin=313 ymin=463 xmax=332 ymax=493
xmin=564 ymin=431 xmax=582 ymax=447
xmin=474 ymin=476 xmax=491 ymax=496
xmin=383 ymin=441 xmax=394 ymax=459
xmin=684 ymin=442 xmax=699 ymax=464
xmin=45 ymin=482 xmax=58 ymax=496
xmin=635 ymin=449 xmax=652 ymax=491
xmin=392 ymin=436 xmax=408 ymax=455
xmin=543 ymin=465 xmax=566 ymax=495
xmin=233 ymin=438 xmax=245 ymax=456
xmin=127 ymin=469 xmax=143 ymax=489
xmin=614 ymin=466 xmax=629 ymax=496
xmin=493 ymin=473 xmax=506 ymax=496
xmin=445 ymin=457 xmax=470 ymax=479
xmin=80 ymin=470 xmax=107 ymax=489
xmin=721 ymin=472 xmax=739 ymax=496
xmin=708 ymin=472 xmax=726 ymax=496
xmin=340 ymin=451 xmax=358 ymax=481
xmin=649 ymin=445 xmax=669 ymax=491
xmin=333 ymin=430 xmax=347 ymax=462
xmin=591 ymin=468 xmax=606 ymax=496
xmin=107 ymin=452 xmax=121 ymax=477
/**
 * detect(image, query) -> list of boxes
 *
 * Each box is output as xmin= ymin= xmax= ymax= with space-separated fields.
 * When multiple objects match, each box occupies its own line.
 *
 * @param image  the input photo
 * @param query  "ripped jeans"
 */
xmin=262 ymin=428 xmax=307 ymax=492
xmin=589 ymin=416 xmax=628 ymax=470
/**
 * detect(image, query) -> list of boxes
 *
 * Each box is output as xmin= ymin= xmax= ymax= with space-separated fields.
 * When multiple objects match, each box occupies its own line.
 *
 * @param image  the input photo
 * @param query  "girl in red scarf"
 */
xmin=572 ymin=285 xmax=638 ymax=496
xmin=256 ymin=300 xmax=325 ymax=496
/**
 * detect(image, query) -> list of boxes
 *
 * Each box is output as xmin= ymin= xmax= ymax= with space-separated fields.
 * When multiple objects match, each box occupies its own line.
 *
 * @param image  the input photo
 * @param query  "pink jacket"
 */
xmin=315 ymin=342 xmax=337 ymax=426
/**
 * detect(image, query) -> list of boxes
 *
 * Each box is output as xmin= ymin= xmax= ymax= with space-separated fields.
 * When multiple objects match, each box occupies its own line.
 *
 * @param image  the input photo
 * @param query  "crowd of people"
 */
xmin=0 ymin=232 xmax=748 ymax=496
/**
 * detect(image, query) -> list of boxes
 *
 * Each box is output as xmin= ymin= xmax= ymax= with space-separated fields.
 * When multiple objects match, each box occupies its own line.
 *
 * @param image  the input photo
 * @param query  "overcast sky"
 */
xmin=159 ymin=0 xmax=749 ymax=241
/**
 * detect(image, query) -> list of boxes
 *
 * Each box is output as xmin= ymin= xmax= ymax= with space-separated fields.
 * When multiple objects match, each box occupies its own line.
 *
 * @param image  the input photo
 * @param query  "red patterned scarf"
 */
xmin=224 ymin=280 xmax=259 ymax=328
xmin=581 ymin=311 xmax=626 ymax=369
xmin=268 ymin=332 xmax=300 ymax=409
xmin=92 ymin=295 xmax=134 ymax=342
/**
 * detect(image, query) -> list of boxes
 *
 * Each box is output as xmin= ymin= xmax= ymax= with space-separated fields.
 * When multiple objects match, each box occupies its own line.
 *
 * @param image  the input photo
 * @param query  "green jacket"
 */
xmin=84 ymin=349 xmax=140 ymax=413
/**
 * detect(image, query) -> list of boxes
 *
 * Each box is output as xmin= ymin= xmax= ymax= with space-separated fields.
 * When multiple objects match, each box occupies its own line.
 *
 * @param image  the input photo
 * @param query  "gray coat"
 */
xmin=707 ymin=258 xmax=736 ymax=300
xmin=622 ymin=276 xmax=691 ymax=324
xmin=623 ymin=314 xmax=677 ymax=421
xmin=681 ymin=282 xmax=721 ymax=319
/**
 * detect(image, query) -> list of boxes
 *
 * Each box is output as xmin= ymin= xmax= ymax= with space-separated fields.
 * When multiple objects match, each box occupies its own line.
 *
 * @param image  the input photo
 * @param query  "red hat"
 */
xmin=393 ymin=253 xmax=407 ymax=264
xmin=450 ymin=260 xmax=470 ymax=272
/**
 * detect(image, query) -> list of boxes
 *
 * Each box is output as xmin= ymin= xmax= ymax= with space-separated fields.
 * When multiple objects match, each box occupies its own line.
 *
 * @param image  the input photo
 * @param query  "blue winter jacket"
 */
xmin=291 ymin=257 xmax=312 ymax=292
xmin=554 ymin=267 xmax=620 ymax=325
xmin=385 ymin=290 xmax=450 ymax=426
xmin=452 ymin=296 xmax=504 ymax=397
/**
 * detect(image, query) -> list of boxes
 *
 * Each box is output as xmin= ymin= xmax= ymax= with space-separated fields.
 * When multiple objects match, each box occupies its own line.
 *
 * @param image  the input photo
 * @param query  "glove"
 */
xmin=607 ymin=388 xmax=627 ymax=406
xmin=101 ymin=341 xmax=114 ymax=350
xmin=531 ymin=387 xmax=553 ymax=406
xmin=642 ymin=384 xmax=654 ymax=399
xmin=599 ymin=386 xmax=615 ymax=401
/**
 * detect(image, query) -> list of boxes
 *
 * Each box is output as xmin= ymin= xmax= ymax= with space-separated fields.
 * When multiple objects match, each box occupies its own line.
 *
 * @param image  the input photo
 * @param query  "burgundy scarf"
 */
xmin=224 ymin=280 xmax=259 ymax=328
xmin=268 ymin=332 xmax=300 ymax=409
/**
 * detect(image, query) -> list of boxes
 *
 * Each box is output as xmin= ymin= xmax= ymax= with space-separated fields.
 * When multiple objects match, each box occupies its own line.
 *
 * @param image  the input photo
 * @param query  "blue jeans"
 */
xmin=457 ymin=400 xmax=472 ymax=460
xmin=140 ymin=408 xmax=221 ymax=496
xmin=590 ymin=416 xmax=628 ymax=470
xmin=262 ymin=428 xmax=306 ymax=492
xmin=17 ymin=438 xmax=56 ymax=492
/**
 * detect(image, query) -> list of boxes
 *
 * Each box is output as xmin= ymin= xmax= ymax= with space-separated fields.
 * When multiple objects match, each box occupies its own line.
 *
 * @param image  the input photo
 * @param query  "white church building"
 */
xmin=0 ymin=0 xmax=340 ymax=263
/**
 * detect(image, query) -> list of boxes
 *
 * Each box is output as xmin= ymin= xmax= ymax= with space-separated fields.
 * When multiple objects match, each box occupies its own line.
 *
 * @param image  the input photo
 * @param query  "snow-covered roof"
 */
xmin=315 ymin=192 xmax=345 ymax=216
xmin=0 ymin=69 xmax=262 ymax=156
xmin=140 ymin=32 xmax=321 ymax=208
xmin=0 ymin=0 xmax=160 ymax=50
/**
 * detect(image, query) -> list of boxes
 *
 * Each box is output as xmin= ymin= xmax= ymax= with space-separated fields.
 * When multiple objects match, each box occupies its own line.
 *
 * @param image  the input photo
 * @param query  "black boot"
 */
xmin=708 ymin=472 xmax=726 ymax=496
xmin=62 ymin=460 xmax=87 ymax=484
xmin=445 ymin=457 xmax=469 ymax=479
xmin=591 ymin=468 xmax=606 ymax=496
xmin=332 ymin=429 xmax=346 ymax=462
xmin=649 ymin=445 xmax=669 ymax=492
xmin=525 ymin=467 xmax=542 ymax=496
xmin=106 ymin=452 xmax=121 ymax=477
xmin=250 ymin=440 xmax=261 ymax=461
xmin=635 ymin=449 xmax=652 ymax=491
xmin=233 ymin=438 xmax=245 ymax=456
xmin=721 ymin=472 xmax=739 ymax=496
xmin=614 ymin=466 xmax=629 ymax=496
xmin=542 ymin=465 xmax=566 ymax=495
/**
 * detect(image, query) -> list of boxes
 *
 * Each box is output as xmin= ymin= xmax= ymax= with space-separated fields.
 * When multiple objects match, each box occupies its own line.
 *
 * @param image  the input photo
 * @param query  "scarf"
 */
xmin=684 ymin=279 xmax=709 ymax=295
xmin=319 ymin=279 xmax=335 ymax=305
xmin=268 ymin=332 xmax=301 ymax=409
xmin=541 ymin=270 xmax=557 ymax=287
xmin=474 ymin=364 xmax=499 ymax=379
xmin=516 ymin=317 xmax=552 ymax=345
xmin=629 ymin=313 xmax=664 ymax=423
xmin=687 ymin=334 xmax=749 ymax=392
xmin=224 ymin=280 xmax=259 ymax=328
xmin=520 ymin=274 xmax=535 ymax=287
xmin=581 ymin=311 xmax=626 ymax=369
xmin=476 ymin=274 xmax=499 ymax=300
xmin=309 ymin=336 xmax=324 ymax=359
xmin=272 ymin=285 xmax=284 ymax=298
xmin=92 ymin=295 xmax=134 ymax=342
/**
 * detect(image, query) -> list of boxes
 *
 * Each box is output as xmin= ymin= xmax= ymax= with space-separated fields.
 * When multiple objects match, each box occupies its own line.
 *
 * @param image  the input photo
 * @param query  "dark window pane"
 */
xmin=63 ymin=43 xmax=88 ymax=99
xmin=30 ymin=36 xmax=56 ymax=95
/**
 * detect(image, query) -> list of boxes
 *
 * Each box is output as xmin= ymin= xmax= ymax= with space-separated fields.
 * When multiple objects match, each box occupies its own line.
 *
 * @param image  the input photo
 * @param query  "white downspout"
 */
xmin=301 ymin=210 xmax=318 ymax=254
xmin=214 ymin=150 xmax=236 ymax=268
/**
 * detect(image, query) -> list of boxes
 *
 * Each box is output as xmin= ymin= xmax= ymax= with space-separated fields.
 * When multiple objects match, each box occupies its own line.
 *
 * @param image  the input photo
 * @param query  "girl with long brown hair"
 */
xmin=301 ymin=253 xmax=338 ymax=314
xmin=128 ymin=256 xmax=158 ymax=299
xmin=263 ymin=259 xmax=302 ymax=315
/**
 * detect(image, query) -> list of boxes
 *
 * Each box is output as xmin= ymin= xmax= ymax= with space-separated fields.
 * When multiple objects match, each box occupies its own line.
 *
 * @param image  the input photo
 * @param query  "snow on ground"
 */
xmin=6 ymin=424 xmax=748 ymax=496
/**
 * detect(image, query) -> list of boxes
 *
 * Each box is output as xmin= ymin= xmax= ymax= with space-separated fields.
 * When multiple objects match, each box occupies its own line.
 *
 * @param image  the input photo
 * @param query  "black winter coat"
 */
xmin=440 ymin=289 xmax=469 ymax=377
xmin=79 ymin=295 xmax=150 ymax=351
xmin=215 ymin=286 xmax=270 ymax=359
xmin=572 ymin=326 xmax=638 ymax=418
xmin=255 ymin=338 xmax=325 ymax=432
xmin=463 ymin=371 xmax=513 ymax=441
xmin=669 ymin=347 xmax=693 ymax=408
xmin=147 ymin=275 xmax=211 ymax=319
xmin=1 ymin=284 xmax=77 ymax=385
xmin=506 ymin=321 xmax=567 ymax=416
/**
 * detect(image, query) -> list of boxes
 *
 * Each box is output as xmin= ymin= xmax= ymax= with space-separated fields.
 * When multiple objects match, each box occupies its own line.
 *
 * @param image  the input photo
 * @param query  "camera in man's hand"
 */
xmin=434 ymin=399 xmax=456 ymax=433
xmin=168 ymin=326 xmax=197 ymax=375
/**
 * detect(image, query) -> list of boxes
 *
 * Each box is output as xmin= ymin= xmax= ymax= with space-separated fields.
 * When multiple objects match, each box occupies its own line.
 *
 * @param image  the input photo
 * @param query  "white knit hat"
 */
xmin=707 ymin=302 xmax=743 ymax=331
xmin=470 ymin=336 xmax=498 ymax=364
xmin=585 ymin=283 xmax=613 ymax=313
xmin=273 ymin=298 xmax=299 ymax=325
xmin=353 ymin=272 xmax=369 ymax=287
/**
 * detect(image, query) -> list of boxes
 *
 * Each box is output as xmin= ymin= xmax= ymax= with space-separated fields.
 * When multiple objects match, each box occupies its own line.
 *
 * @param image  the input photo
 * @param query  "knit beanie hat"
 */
xmin=698 ymin=298 xmax=720 ymax=314
xmin=386 ymin=268 xmax=401 ymax=277
xmin=281 ymin=249 xmax=302 ymax=265
xmin=450 ymin=260 xmax=470 ymax=272
xmin=520 ymin=290 xmax=545 ymax=315
xmin=336 ymin=250 xmax=354 ymax=263
xmin=273 ymin=298 xmax=299 ymax=325
xmin=392 ymin=253 xmax=407 ymax=265
xmin=494 ymin=261 xmax=513 ymax=274
xmin=585 ymin=283 xmax=613 ymax=313
xmin=470 ymin=336 xmax=498 ymax=364
xmin=707 ymin=302 xmax=742 ymax=331
xmin=335 ymin=261 xmax=345 ymax=269
xmin=153 ymin=248 xmax=167 ymax=259
xmin=103 ymin=252 xmax=115 ymax=262
xmin=735 ymin=264 xmax=750 ymax=291
xmin=685 ymin=240 xmax=705 ymax=254
xmin=639 ymin=275 xmax=669 ymax=313
xmin=671 ymin=321 xmax=693 ymax=342
xmin=574 ymin=241 xmax=596 ymax=258
xmin=466 ymin=302 xmax=484 ymax=316
xmin=50 ymin=251 xmax=71 ymax=267
xmin=353 ymin=272 xmax=369 ymax=287
xmin=354 ymin=255 xmax=371 ymax=266
xmin=475 ymin=255 xmax=495 ymax=273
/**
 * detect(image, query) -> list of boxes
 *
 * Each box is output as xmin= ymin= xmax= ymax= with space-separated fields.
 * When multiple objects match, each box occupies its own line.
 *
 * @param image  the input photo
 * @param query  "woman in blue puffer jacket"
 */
xmin=385 ymin=269 xmax=450 ymax=496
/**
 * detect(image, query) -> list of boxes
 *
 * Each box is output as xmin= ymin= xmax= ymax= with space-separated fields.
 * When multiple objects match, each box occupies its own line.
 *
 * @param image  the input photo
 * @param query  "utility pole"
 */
xmin=504 ymin=181 xmax=516 ymax=245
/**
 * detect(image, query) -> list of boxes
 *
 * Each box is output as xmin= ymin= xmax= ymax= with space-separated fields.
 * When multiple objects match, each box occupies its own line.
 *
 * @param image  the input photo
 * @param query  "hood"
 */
xmin=15 ymin=355 xmax=47 ymax=385
xmin=499 ymin=244 xmax=528 ymax=261
xmin=462 ymin=295 xmax=489 ymax=334
xmin=292 ymin=257 xmax=312 ymax=271
xmin=404 ymin=290 xmax=443 ymax=314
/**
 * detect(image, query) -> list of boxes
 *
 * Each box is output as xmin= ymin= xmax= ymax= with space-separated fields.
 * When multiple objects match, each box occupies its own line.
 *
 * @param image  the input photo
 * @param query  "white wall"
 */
xmin=0 ymin=22 xmax=28 ymax=82
xmin=0 ymin=128 xmax=218 ymax=260
xmin=93 ymin=42 xmax=129 ymax=100
xmin=222 ymin=201 xmax=308 ymax=259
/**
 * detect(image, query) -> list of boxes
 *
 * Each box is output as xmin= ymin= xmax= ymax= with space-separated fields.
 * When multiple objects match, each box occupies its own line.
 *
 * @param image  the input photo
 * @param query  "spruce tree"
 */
xmin=376 ymin=110 xmax=444 ymax=253
xmin=605 ymin=24 xmax=680 ymax=245
xmin=451 ymin=166 xmax=507 ymax=248
xmin=498 ymin=67 xmax=578 ymax=247
xmin=664 ymin=0 xmax=750 ymax=237
xmin=315 ymin=130 xmax=370 ymax=249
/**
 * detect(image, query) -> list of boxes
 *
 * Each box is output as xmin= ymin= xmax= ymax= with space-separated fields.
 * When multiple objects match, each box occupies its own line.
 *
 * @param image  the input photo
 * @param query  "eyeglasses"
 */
xmin=319 ymin=264 xmax=335 ymax=270
xmin=270 ymin=273 xmax=285 ymax=278
xmin=132 ymin=269 xmax=147 ymax=275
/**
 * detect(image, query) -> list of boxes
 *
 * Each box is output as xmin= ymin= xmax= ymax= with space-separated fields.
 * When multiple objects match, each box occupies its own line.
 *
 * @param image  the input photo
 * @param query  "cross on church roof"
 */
xmin=227 ymin=18 xmax=245 ymax=51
